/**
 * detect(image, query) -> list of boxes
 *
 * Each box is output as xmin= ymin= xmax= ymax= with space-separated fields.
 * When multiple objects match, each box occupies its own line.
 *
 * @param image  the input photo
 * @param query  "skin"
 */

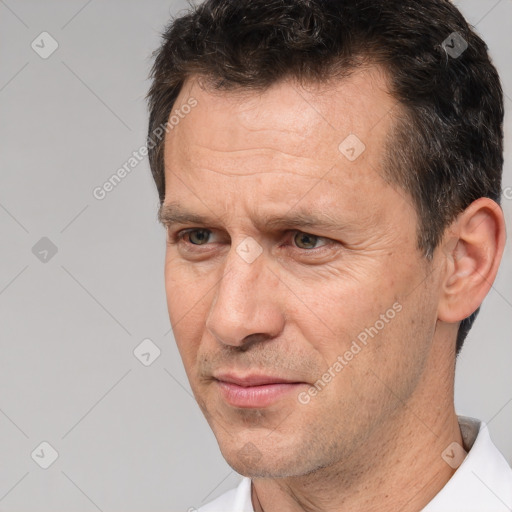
xmin=160 ymin=66 xmax=506 ymax=511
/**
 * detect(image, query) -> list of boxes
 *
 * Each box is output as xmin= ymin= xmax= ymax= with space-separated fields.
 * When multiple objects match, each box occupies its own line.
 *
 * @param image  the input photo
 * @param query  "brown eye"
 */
xmin=293 ymin=231 xmax=325 ymax=249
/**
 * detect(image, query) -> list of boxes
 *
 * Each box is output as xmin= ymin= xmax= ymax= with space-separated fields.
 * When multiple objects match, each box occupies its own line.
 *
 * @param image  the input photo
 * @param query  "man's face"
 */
xmin=162 ymin=68 xmax=441 ymax=477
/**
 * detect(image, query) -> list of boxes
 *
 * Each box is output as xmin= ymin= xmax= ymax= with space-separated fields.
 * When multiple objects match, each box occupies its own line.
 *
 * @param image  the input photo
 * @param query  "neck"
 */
xmin=251 ymin=333 xmax=463 ymax=512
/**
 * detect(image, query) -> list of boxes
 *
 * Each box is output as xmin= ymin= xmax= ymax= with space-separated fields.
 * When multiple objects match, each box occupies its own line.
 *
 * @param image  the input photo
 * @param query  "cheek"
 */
xmin=338 ymin=280 xmax=437 ymax=406
xmin=288 ymin=263 xmax=424 ymax=403
xmin=165 ymin=251 xmax=208 ymax=320
xmin=290 ymin=274 xmax=398 ymax=357
xmin=164 ymin=257 xmax=211 ymax=366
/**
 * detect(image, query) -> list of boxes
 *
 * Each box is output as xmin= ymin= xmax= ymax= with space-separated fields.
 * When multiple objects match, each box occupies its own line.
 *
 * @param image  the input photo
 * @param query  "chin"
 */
xmin=220 ymin=440 xmax=308 ymax=479
xmin=226 ymin=457 xmax=293 ymax=478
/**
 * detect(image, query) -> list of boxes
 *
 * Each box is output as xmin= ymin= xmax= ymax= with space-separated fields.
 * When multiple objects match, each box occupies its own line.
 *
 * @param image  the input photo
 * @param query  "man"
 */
xmin=147 ymin=0 xmax=512 ymax=510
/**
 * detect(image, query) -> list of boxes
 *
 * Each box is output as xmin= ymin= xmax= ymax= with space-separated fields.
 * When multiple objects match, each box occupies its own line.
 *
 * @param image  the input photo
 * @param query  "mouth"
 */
xmin=213 ymin=373 xmax=307 ymax=408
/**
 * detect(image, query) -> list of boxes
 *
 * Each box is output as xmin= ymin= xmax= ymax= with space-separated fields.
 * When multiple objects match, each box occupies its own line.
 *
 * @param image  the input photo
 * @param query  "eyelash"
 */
xmin=168 ymin=228 xmax=332 ymax=252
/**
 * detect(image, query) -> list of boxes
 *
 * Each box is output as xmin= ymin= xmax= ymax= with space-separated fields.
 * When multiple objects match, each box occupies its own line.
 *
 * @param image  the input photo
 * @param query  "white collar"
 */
xmin=422 ymin=416 xmax=512 ymax=511
xmin=200 ymin=416 xmax=512 ymax=511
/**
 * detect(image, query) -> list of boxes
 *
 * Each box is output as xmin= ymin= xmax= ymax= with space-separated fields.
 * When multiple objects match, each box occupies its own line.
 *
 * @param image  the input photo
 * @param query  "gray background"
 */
xmin=0 ymin=0 xmax=510 ymax=510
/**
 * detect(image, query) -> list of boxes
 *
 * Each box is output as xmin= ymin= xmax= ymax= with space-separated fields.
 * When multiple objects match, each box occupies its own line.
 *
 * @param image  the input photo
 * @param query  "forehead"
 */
xmin=166 ymin=66 xmax=394 ymax=159
xmin=162 ymin=66 xmax=403 ymax=223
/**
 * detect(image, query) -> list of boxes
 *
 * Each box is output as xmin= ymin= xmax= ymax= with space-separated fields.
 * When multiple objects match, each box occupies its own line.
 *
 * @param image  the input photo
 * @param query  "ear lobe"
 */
xmin=438 ymin=198 xmax=506 ymax=324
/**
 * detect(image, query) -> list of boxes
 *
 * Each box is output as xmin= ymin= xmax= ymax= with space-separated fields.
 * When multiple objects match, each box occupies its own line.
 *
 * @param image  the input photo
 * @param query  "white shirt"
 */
xmin=197 ymin=416 xmax=512 ymax=512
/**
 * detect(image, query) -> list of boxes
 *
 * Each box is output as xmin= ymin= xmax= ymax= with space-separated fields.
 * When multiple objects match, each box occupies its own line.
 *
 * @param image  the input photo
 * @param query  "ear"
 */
xmin=437 ymin=197 xmax=506 ymax=323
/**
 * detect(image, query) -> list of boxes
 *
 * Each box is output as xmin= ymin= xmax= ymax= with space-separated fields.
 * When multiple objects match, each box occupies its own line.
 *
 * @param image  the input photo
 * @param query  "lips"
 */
xmin=214 ymin=373 xmax=300 ymax=387
xmin=213 ymin=373 xmax=306 ymax=408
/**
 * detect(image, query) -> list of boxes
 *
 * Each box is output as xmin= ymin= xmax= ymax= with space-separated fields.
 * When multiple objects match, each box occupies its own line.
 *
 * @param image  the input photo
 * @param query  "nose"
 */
xmin=205 ymin=241 xmax=285 ymax=348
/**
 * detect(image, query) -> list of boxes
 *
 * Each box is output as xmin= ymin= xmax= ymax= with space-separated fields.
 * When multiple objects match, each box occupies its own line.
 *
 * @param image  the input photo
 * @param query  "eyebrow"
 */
xmin=158 ymin=202 xmax=345 ymax=232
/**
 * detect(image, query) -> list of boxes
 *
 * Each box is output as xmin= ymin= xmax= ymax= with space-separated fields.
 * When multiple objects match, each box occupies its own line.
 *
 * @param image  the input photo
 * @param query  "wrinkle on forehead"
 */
xmin=162 ymin=66 xmax=406 ymax=236
xmin=165 ymin=67 xmax=395 ymax=175
xmin=176 ymin=141 xmax=338 ymax=180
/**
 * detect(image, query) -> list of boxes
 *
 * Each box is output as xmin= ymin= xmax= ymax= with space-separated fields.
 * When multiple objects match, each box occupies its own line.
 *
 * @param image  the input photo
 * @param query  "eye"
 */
xmin=185 ymin=229 xmax=211 ymax=245
xmin=169 ymin=228 xmax=332 ymax=253
xmin=172 ymin=228 xmax=213 ymax=245
xmin=292 ymin=231 xmax=328 ymax=250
